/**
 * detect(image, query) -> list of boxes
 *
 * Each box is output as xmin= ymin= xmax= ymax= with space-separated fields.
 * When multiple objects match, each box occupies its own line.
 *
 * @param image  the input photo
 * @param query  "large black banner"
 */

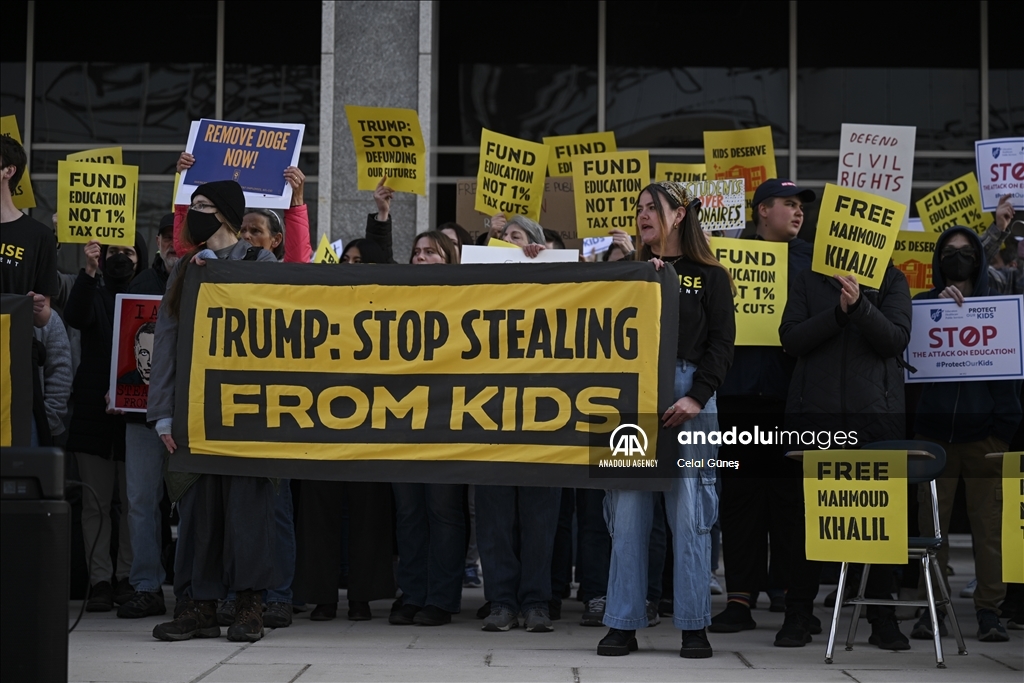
xmin=1 ymin=294 xmax=34 ymax=447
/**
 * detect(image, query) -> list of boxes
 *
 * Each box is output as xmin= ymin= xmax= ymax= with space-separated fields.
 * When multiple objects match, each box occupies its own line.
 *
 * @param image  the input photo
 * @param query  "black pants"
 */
xmin=294 ymin=480 xmax=395 ymax=604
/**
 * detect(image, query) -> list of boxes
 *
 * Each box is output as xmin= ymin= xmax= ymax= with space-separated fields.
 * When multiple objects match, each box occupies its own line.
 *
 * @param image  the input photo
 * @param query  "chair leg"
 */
xmin=845 ymin=564 xmax=870 ymax=650
xmin=930 ymin=551 xmax=967 ymax=656
xmin=921 ymin=554 xmax=946 ymax=668
xmin=825 ymin=561 xmax=848 ymax=664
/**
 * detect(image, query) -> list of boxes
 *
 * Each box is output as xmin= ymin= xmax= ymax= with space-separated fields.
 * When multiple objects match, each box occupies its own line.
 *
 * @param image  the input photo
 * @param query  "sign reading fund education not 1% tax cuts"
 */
xmin=475 ymin=129 xmax=548 ymax=220
xmin=572 ymin=151 xmax=650 ymax=238
xmin=56 ymin=160 xmax=138 ymax=246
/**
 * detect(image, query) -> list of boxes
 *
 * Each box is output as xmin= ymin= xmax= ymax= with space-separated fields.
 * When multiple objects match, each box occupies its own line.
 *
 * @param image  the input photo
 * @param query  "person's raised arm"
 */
xmin=366 ymin=176 xmax=396 ymax=263
xmin=173 ymin=152 xmax=194 ymax=256
xmin=282 ymin=166 xmax=313 ymax=263
xmin=63 ymin=241 xmax=102 ymax=330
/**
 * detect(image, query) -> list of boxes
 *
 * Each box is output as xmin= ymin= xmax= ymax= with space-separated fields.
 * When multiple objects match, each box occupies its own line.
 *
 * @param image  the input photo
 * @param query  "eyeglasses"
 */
xmin=940 ymin=246 xmax=976 ymax=259
xmin=190 ymin=202 xmax=216 ymax=212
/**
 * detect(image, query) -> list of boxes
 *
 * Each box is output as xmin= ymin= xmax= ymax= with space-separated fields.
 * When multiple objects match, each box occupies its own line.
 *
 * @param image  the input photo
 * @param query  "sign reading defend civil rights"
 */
xmin=475 ymin=130 xmax=549 ymax=221
xmin=838 ymin=123 xmax=915 ymax=230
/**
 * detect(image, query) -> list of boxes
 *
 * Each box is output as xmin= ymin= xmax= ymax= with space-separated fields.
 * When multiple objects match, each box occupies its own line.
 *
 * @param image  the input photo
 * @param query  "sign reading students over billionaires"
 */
xmin=170 ymin=262 xmax=679 ymax=490
xmin=345 ymin=105 xmax=426 ymax=196
xmin=811 ymin=184 xmax=904 ymax=290
xmin=803 ymin=450 xmax=908 ymax=564
xmin=475 ymin=129 xmax=549 ymax=221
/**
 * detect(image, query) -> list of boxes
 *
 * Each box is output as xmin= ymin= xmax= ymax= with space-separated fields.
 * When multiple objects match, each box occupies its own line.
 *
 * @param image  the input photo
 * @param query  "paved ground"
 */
xmin=69 ymin=537 xmax=1022 ymax=683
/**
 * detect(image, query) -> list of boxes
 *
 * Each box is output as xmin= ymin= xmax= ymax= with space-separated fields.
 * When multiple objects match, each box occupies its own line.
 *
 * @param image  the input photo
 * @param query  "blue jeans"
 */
xmin=125 ymin=423 xmax=167 ymax=593
xmin=393 ymin=483 xmax=465 ymax=613
xmin=476 ymin=485 xmax=561 ymax=612
xmin=604 ymin=360 xmax=719 ymax=631
xmin=575 ymin=488 xmax=611 ymax=603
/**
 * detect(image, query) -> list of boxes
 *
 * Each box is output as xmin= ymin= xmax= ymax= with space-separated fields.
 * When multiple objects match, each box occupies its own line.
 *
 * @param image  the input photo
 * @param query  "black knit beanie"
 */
xmin=192 ymin=180 xmax=245 ymax=229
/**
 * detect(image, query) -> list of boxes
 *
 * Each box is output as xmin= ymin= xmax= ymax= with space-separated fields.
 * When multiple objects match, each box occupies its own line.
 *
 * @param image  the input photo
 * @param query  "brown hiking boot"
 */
xmin=227 ymin=590 xmax=265 ymax=642
xmin=152 ymin=599 xmax=219 ymax=641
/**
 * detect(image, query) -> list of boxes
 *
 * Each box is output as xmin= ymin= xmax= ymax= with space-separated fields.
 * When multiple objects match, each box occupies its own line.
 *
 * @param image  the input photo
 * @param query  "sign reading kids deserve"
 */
xmin=572 ymin=151 xmax=650 ymax=238
xmin=0 ymin=115 xmax=36 ymax=209
xmin=704 ymin=126 xmax=776 ymax=222
xmin=838 ymin=123 xmax=915 ymax=230
xmin=543 ymin=132 xmax=617 ymax=176
xmin=803 ymin=450 xmax=908 ymax=564
xmin=176 ymin=119 xmax=305 ymax=209
xmin=811 ymin=184 xmax=904 ymax=289
xmin=1002 ymin=451 xmax=1024 ymax=584
xmin=655 ymin=163 xmax=706 ymax=182
xmin=891 ymin=230 xmax=940 ymax=296
xmin=345 ymin=105 xmax=426 ymax=196
xmin=475 ymin=129 xmax=548 ymax=221
xmin=975 ymin=137 xmax=1024 ymax=211
xmin=916 ymin=173 xmax=992 ymax=233
xmin=710 ymin=237 xmax=787 ymax=346
xmin=56 ymin=160 xmax=138 ymax=246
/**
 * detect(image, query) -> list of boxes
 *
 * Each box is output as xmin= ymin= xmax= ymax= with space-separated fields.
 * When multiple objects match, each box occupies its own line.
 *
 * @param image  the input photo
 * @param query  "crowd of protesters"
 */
xmin=2 ymin=133 xmax=1022 ymax=660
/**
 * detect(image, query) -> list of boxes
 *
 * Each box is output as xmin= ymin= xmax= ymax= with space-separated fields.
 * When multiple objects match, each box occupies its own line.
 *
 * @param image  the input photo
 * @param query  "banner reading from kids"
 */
xmin=175 ymin=118 xmax=305 ymax=209
xmin=170 ymin=261 xmax=679 ymax=490
xmin=345 ymin=105 xmax=426 ymax=196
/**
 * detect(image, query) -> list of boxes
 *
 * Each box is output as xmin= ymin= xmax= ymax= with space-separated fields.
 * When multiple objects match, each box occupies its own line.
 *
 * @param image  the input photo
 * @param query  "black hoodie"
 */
xmin=913 ymin=226 xmax=1022 ymax=444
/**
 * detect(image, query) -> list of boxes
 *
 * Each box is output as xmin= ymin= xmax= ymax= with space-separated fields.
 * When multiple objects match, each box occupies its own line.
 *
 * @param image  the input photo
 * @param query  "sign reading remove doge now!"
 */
xmin=904 ymin=296 xmax=1024 ymax=383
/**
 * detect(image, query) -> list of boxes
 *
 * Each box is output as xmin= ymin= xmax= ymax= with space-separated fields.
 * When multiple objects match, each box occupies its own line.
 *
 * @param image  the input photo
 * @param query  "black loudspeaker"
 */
xmin=1 ymin=448 xmax=69 ymax=683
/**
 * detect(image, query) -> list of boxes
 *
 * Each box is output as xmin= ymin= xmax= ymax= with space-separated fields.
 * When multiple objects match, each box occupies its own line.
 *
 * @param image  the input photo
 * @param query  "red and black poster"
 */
xmin=109 ymin=294 xmax=161 ymax=412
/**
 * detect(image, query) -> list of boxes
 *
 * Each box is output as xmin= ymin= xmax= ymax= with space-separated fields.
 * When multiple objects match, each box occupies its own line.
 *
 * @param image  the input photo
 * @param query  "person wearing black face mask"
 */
xmin=911 ymin=225 xmax=1022 ymax=645
xmin=64 ymin=234 xmax=148 ymax=611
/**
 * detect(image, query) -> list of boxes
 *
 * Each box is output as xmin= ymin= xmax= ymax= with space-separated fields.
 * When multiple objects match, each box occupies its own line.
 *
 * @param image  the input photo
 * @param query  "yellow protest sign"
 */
xmin=172 ymin=172 xmax=181 ymax=211
xmin=1003 ymin=451 xmax=1024 ymax=583
xmin=313 ymin=234 xmax=339 ymax=264
xmin=0 ymin=313 xmax=10 ymax=447
xmin=487 ymin=237 xmax=518 ymax=249
xmin=710 ymin=237 xmax=787 ymax=346
xmin=0 ymin=115 xmax=36 ymax=209
xmin=571 ymin=150 xmax=649 ymax=238
xmin=704 ymin=126 xmax=776 ymax=222
xmin=916 ymin=172 xmax=993 ymax=234
xmin=891 ymin=230 xmax=939 ymax=296
xmin=66 ymin=146 xmax=123 ymax=165
xmin=654 ymin=163 xmax=706 ymax=182
xmin=475 ymin=129 xmax=549 ymax=221
xmin=345 ymin=105 xmax=426 ymax=196
xmin=56 ymin=160 xmax=138 ymax=246
xmin=811 ymin=184 xmax=904 ymax=289
xmin=804 ymin=450 xmax=908 ymax=564
xmin=543 ymin=132 xmax=617 ymax=176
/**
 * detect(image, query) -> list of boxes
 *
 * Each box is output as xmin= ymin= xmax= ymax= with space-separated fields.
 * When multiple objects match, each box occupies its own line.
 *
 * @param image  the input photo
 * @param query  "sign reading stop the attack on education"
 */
xmin=891 ymin=230 xmax=940 ymax=297
xmin=904 ymin=296 xmax=1024 ymax=383
xmin=313 ymin=235 xmax=339 ymax=264
xmin=803 ymin=450 xmax=908 ymax=565
xmin=838 ymin=123 xmax=915 ymax=230
xmin=56 ymin=160 xmax=138 ymax=246
xmin=916 ymin=173 xmax=992 ymax=234
xmin=176 ymin=119 xmax=305 ymax=209
xmin=345 ymin=105 xmax=426 ymax=196
xmin=1002 ymin=451 xmax=1024 ymax=584
xmin=682 ymin=179 xmax=745 ymax=232
xmin=975 ymin=137 xmax=1024 ymax=211
xmin=710 ymin=237 xmax=787 ymax=346
xmin=66 ymin=147 xmax=123 ymax=165
xmin=169 ymin=261 xmax=679 ymax=490
xmin=654 ymin=163 xmax=706 ymax=183
xmin=475 ymin=129 xmax=549 ymax=221
xmin=811 ymin=184 xmax=904 ymax=290
xmin=572 ymin=150 xmax=650 ymax=238
xmin=704 ymin=126 xmax=776 ymax=222
xmin=0 ymin=115 xmax=36 ymax=209
xmin=543 ymin=132 xmax=617 ymax=177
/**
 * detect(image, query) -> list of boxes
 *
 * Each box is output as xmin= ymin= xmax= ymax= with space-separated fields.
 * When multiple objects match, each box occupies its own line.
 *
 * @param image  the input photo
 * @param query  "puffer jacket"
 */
xmin=780 ymin=264 xmax=912 ymax=443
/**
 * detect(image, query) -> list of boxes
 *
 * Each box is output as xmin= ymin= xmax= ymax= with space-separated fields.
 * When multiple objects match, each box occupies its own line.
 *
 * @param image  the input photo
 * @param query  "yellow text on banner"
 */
xmin=916 ymin=172 xmax=993 ymax=234
xmin=1003 ymin=451 xmax=1024 ymax=584
xmin=681 ymin=179 xmax=745 ymax=232
xmin=0 ymin=314 xmax=10 ymax=447
xmin=543 ymin=132 xmax=617 ymax=176
xmin=892 ymin=230 xmax=940 ymax=296
xmin=56 ymin=160 xmax=138 ymax=246
xmin=313 ymin=235 xmax=339 ymax=263
xmin=475 ymin=129 xmax=549 ymax=221
xmin=66 ymin=147 xmax=123 ymax=165
xmin=710 ymin=237 xmax=787 ymax=346
xmin=571 ymin=150 xmax=650 ymax=238
xmin=811 ymin=184 xmax=904 ymax=289
xmin=704 ymin=127 xmax=776 ymax=222
xmin=654 ymin=163 xmax=706 ymax=182
xmin=0 ymin=115 xmax=36 ymax=209
xmin=803 ymin=450 xmax=908 ymax=564
xmin=345 ymin=105 xmax=426 ymax=196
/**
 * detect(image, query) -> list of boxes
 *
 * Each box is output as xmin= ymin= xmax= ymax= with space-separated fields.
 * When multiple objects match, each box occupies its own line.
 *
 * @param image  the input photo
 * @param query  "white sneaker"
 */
xmin=959 ymin=578 xmax=977 ymax=598
xmin=709 ymin=576 xmax=723 ymax=595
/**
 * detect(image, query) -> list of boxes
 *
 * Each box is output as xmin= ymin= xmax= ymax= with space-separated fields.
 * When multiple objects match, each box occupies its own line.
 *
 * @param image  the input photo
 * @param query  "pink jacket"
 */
xmin=173 ymin=204 xmax=313 ymax=263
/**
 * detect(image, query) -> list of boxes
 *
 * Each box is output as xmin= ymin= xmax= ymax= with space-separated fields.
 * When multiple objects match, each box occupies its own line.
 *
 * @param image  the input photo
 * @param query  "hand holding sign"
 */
xmin=373 ymin=176 xmax=394 ymax=222
xmin=285 ymin=166 xmax=305 ymax=207
xmin=84 ymin=240 xmax=102 ymax=277
xmin=996 ymin=194 xmax=1014 ymax=231
xmin=835 ymin=274 xmax=861 ymax=313
xmin=177 ymin=152 xmax=195 ymax=174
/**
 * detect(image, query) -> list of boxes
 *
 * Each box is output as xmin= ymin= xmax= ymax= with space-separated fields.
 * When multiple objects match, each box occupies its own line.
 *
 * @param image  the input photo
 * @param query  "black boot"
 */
xmin=153 ymin=600 xmax=219 ymax=641
xmin=597 ymin=628 xmax=638 ymax=656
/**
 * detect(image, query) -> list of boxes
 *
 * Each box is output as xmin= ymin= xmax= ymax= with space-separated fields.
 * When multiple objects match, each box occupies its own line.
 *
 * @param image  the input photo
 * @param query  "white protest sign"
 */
xmin=582 ymin=237 xmax=613 ymax=258
xmin=906 ymin=217 xmax=924 ymax=233
xmin=904 ymin=296 xmax=1024 ymax=383
xmin=461 ymin=245 xmax=579 ymax=264
xmin=975 ymin=137 xmax=1024 ymax=211
xmin=838 ymin=123 xmax=915 ymax=230
xmin=680 ymin=179 xmax=745 ymax=232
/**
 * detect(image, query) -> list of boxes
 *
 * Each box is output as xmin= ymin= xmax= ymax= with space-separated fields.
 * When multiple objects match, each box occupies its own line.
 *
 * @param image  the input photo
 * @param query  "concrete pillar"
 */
xmin=318 ymin=0 xmax=436 ymax=259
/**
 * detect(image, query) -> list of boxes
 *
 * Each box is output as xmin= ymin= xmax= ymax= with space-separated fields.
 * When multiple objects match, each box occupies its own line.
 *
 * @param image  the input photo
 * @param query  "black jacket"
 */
xmin=913 ymin=226 xmax=1022 ymax=445
xmin=130 ymin=252 xmax=170 ymax=296
xmin=780 ymin=264 xmax=912 ymax=443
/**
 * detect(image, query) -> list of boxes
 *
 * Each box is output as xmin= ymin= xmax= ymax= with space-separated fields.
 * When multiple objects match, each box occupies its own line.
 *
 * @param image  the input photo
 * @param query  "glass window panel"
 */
xmin=1 ymin=1 xmax=27 ymax=125
xmin=606 ymin=1 xmax=788 ymax=149
xmin=988 ymin=2 xmax=1024 ymax=138
xmin=32 ymin=151 xmax=181 ymax=175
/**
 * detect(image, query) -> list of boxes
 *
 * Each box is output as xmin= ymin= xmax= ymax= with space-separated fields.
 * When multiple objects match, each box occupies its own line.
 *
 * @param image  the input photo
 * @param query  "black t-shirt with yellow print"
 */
xmin=0 ymin=213 xmax=58 ymax=297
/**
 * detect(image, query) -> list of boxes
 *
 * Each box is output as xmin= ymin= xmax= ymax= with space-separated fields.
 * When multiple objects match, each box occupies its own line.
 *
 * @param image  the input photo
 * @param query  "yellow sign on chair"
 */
xmin=803 ymin=450 xmax=908 ymax=564
xmin=1003 ymin=451 xmax=1024 ymax=584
